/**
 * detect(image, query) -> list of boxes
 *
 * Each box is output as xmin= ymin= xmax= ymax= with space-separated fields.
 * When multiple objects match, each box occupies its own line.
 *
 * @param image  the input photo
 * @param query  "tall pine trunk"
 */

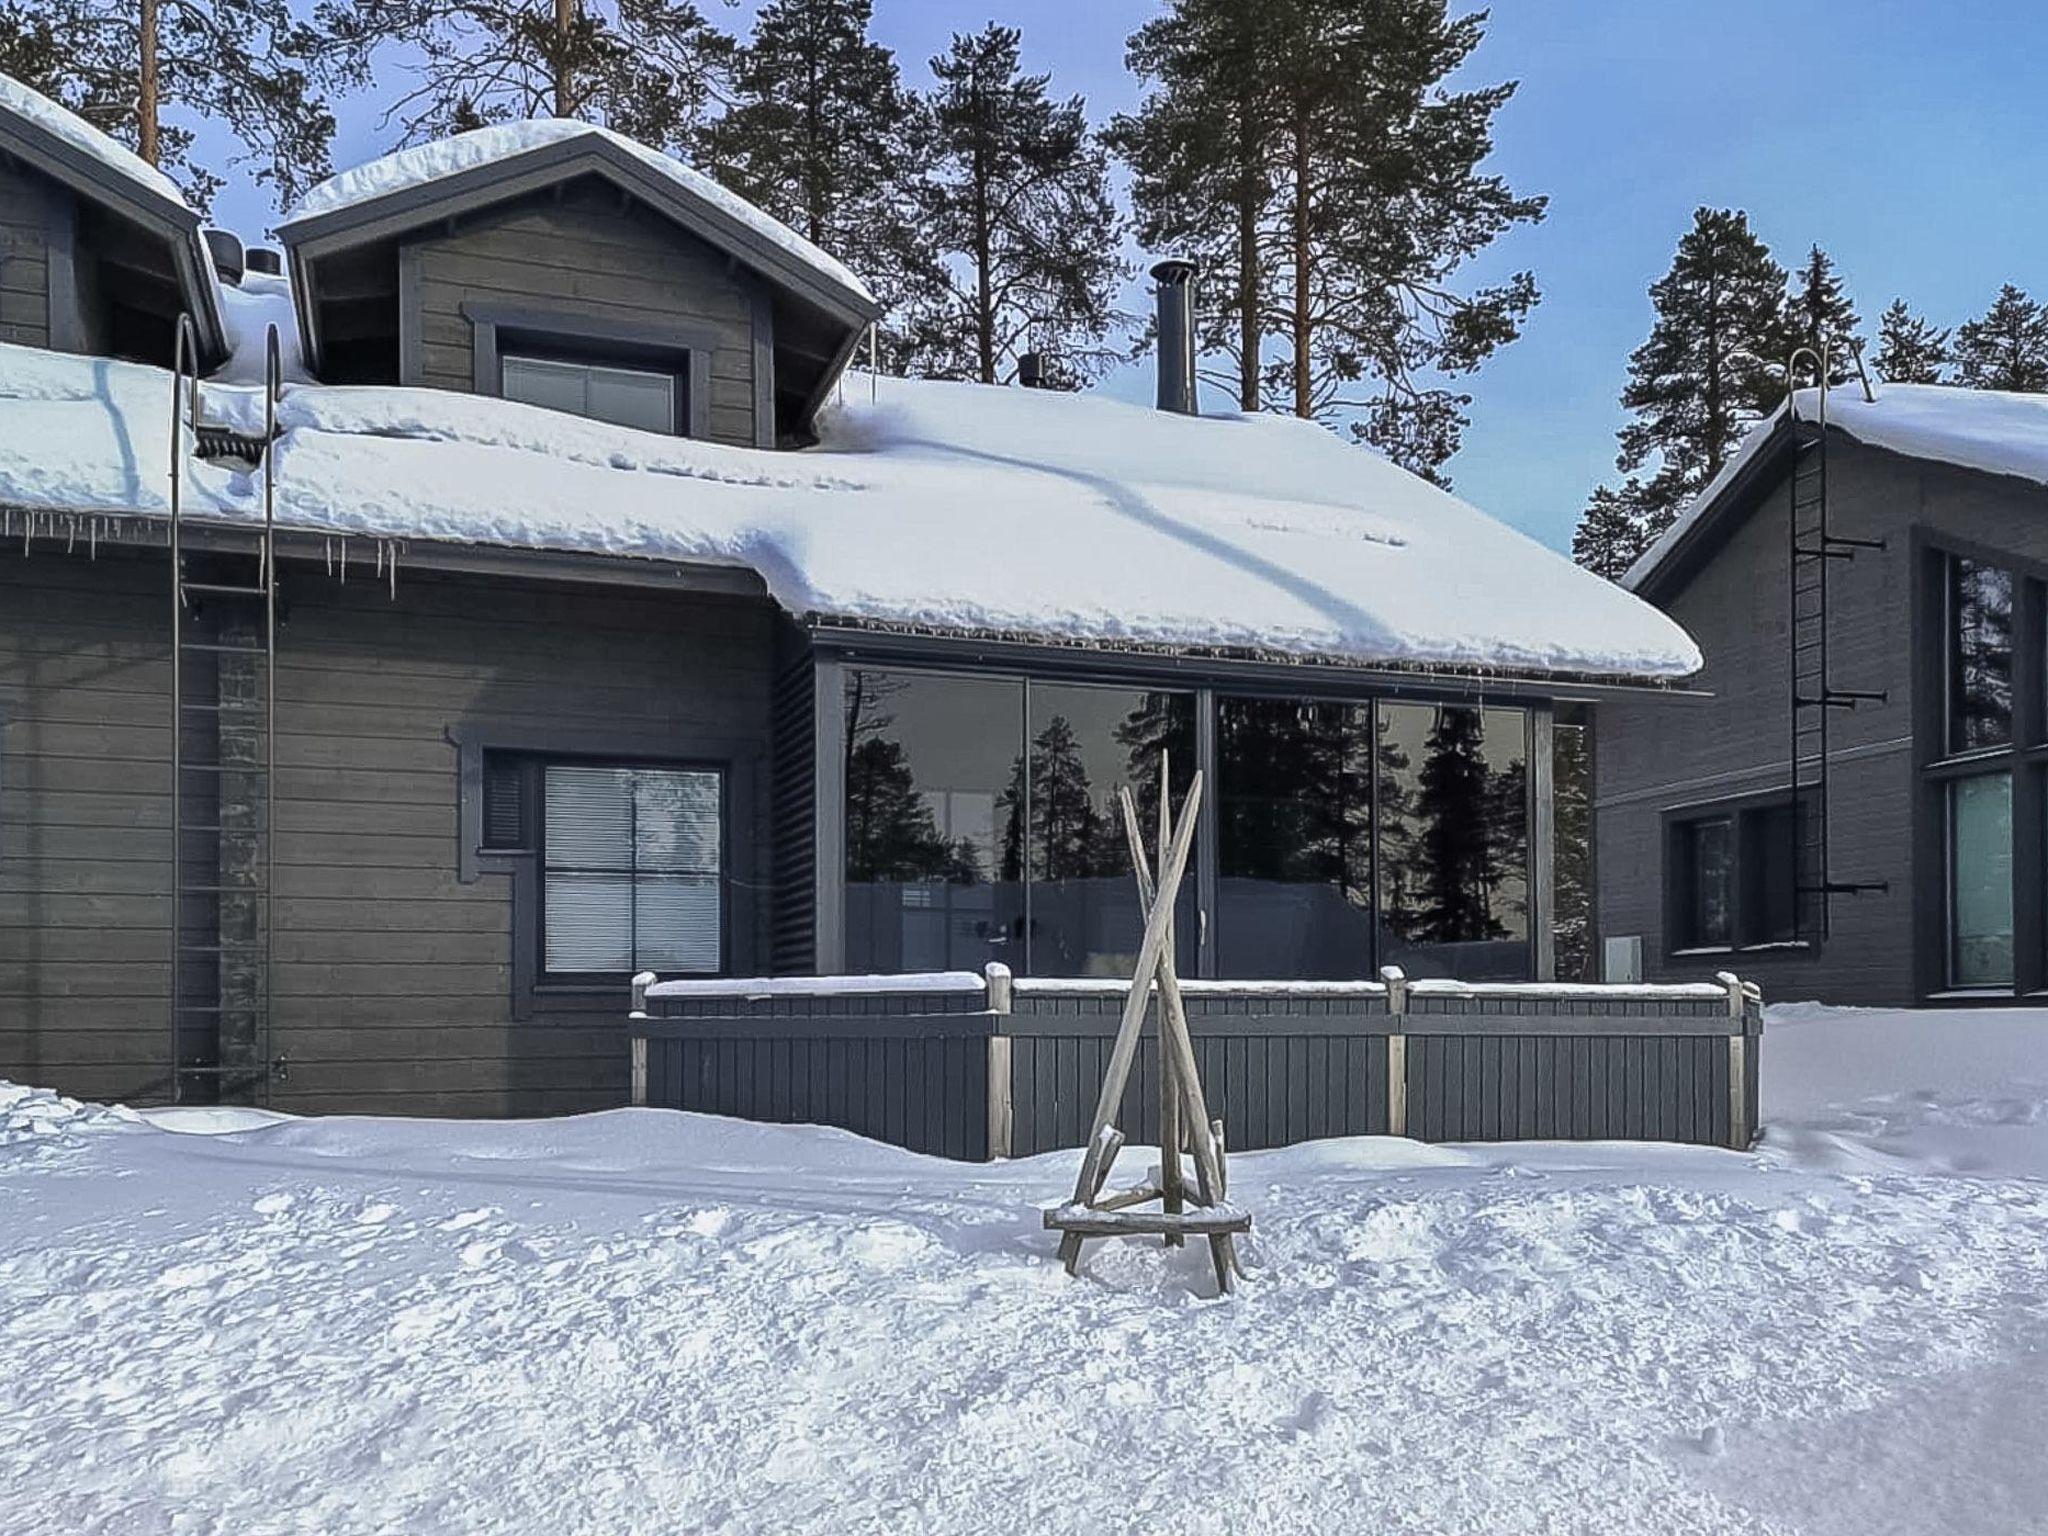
xmin=1291 ymin=120 xmax=1311 ymax=418
xmin=971 ymin=76 xmax=994 ymax=384
xmin=553 ymin=0 xmax=575 ymax=117
xmin=138 ymin=0 xmax=160 ymax=165
xmin=1236 ymin=93 xmax=1259 ymax=412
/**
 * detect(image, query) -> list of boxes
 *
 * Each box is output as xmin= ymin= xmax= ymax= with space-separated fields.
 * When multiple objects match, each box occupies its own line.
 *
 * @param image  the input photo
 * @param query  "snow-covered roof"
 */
xmin=0 ymin=334 xmax=1701 ymax=680
xmin=0 ymin=72 xmax=187 ymax=216
xmin=1627 ymin=384 xmax=2048 ymax=591
xmin=279 ymin=119 xmax=876 ymax=310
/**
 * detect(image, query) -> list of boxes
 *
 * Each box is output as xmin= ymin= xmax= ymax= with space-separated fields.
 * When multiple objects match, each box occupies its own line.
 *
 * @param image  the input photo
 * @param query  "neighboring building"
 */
xmin=1599 ymin=383 xmax=2048 ymax=1006
xmin=0 ymin=78 xmax=1700 ymax=1115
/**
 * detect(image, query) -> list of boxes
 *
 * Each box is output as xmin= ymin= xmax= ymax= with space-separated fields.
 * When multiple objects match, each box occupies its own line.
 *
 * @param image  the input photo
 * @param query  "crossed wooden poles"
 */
xmin=1041 ymin=756 xmax=1248 ymax=1294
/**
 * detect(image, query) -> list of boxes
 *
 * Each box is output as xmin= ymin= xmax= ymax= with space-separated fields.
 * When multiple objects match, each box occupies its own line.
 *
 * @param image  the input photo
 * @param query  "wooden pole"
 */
xmin=1156 ymin=752 xmax=1185 ymax=1246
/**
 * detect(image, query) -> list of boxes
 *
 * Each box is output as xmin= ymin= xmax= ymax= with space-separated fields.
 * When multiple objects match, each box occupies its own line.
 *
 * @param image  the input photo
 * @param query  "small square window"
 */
xmin=542 ymin=763 xmax=723 ymax=978
xmin=502 ymin=353 xmax=678 ymax=435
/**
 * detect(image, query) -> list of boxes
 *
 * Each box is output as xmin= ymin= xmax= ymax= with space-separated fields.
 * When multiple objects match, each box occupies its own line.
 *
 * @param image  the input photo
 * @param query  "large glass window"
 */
xmin=843 ymin=672 xmax=1025 ymax=972
xmin=1021 ymin=685 xmax=1197 ymax=977
xmin=1949 ymin=772 xmax=2013 ymax=988
xmin=1378 ymin=704 xmax=1530 ymax=979
xmin=1950 ymin=557 xmax=2014 ymax=752
xmin=842 ymin=671 xmax=1196 ymax=976
xmin=543 ymin=764 xmax=722 ymax=975
xmin=502 ymin=353 xmax=678 ymax=434
xmin=1216 ymin=699 xmax=1376 ymax=978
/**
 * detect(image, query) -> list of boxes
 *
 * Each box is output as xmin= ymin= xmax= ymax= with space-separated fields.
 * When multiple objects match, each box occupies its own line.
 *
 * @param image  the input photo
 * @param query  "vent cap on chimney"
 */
xmin=203 ymin=228 xmax=245 ymax=286
xmin=245 ymin=247 xmax=283 ymax=276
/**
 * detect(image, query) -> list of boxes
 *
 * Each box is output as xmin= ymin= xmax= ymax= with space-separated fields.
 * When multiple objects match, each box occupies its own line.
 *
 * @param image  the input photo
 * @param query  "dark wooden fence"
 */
xmin=630 ymin=967 xmax=1762 ymax=1160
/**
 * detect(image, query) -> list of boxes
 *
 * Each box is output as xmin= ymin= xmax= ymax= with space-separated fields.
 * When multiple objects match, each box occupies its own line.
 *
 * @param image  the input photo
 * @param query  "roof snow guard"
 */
xmin=0 ymin=73 xmax=229 ymax=368
xmin=275 ymin=121 xmax=882 ymax=427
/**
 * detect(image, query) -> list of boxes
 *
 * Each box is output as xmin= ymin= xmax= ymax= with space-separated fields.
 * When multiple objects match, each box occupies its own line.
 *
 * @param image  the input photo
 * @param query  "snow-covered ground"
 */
xmin=2 ymin=1005 xmax=2043 ymax=1535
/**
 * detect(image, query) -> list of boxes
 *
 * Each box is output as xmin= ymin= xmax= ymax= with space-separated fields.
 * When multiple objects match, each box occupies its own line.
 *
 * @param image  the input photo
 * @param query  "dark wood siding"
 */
xmin=0 ymin=546 xmax=778 ymax=1114
xmin=1596 ymin=436 xmax=2048 ymax=1005
xmin=0 ymin=158 xmax=53 ymax=349
xmin=403 ymin=180 xmax=761 ymax=448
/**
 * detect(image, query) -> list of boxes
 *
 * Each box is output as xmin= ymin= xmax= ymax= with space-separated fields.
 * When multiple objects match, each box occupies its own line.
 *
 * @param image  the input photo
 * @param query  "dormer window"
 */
xmin=501 ymin=352 xmax=678 ymax=435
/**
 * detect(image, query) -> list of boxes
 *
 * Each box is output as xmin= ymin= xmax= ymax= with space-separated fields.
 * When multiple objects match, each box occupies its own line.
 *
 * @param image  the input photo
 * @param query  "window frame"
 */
xmin=1660 ymin=790 xmax=1809 ymax=959
xmin=449 ymin=722 xmax=759 ymax=1017
xmin=500 ymin=351 xmax=681 ymax=436
xmin=458 ymin=301 xmax=717 ymax=439
xmin=1914 ymin=535 xmax=2047 ymax=1001
xmin=536 ymin=758 xmax=728 ymax=983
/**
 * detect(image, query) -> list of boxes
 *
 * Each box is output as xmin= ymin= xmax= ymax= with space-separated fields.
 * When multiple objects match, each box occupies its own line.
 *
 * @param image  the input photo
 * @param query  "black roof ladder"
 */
xmin=1786 ymin=342 xmax=1888 ymax=941
xmin=167 ymin=316 xmax=287 ymax=1104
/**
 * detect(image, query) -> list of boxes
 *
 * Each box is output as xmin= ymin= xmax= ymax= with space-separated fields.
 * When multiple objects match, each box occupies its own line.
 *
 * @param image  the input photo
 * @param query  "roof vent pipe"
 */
xmin=203 ymin=228 xmax=245 ymax=286
xmin=1151 ymin=257 xmax=1199 ymax=415
xmin=245 ymin=247 xmax=283 ymax=277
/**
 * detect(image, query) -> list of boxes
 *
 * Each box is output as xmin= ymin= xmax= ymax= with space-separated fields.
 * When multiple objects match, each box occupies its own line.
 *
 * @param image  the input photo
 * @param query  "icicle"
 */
xmin=387 ymin=542 xmax=398 ymax=600
xmin=338 ymin=539 xmax=347 ymax=583
xmin=376 ymin=541 xmax=385 ymax=579
xmin=89 ymin=518 xmax=99 ymax=559
xmin=65 ymin=516 xmax=76 ymax=555
xmin=324 ymin=537 xmax=333 ymax=576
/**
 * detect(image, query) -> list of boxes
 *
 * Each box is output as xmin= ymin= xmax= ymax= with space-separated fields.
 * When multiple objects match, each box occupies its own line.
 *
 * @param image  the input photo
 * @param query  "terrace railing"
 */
xmin=628 ymin=966 xmax=1763 ymax=1162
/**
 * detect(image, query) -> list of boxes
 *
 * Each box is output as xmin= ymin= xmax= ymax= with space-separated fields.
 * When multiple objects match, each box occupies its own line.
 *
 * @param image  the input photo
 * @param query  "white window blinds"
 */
xmin=543 ymin=765 xmax=721 ymax=975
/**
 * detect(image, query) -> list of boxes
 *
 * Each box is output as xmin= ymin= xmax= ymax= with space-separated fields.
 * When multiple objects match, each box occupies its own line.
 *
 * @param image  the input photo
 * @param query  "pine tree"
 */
xmin=1788 ymin=245 xmax=1861 ymax=383
xmin=1551 ymin=721 xmax=1594 ymax=981
xmin=913 ymin=24 xmax=1129 ymax=387
xmin=1114 ymin=0 xmax=1542 ymax=475
xmin=1109 ymin=0 xmax=1276 ymax=410
xmin=1571 ymin=481 xmax=1657 ymax=583
xmin=842 ymin=674 xmax=954 ymax=882
xmin=317 ymin=0 xmax=734 ymax=155
xmin=701 ymin=0 xmax=939 ymax=364
xmin=1954 ymin=284 xmax=2048 ymax=392
xmin=1872 ymin=298 xmax=1950 ymax=384
xmin=1573 ymin=208 xmax=1790 ymax=570
xmin=4 ymin=0 xmax=339 ymax=210
xmin=1402 ymin=708 xmax=1508 ymax=943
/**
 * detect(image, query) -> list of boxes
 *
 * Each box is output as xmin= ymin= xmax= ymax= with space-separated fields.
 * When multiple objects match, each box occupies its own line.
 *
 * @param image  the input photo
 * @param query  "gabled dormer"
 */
xmin=276 ymin=121 xmax=881 ymax=449
xmin=0 ymin=75 xmax=229 ymax=371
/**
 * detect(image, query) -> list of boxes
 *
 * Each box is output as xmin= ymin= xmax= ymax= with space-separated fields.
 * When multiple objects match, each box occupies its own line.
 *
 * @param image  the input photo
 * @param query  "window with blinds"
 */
xmin=542 ymin=764 xmax=723 ymax=976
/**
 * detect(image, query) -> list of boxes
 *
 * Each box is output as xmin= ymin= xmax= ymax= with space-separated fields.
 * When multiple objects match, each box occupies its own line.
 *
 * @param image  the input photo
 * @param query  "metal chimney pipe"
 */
xmin=1151 ymin=258 xmax=1199 ymax=415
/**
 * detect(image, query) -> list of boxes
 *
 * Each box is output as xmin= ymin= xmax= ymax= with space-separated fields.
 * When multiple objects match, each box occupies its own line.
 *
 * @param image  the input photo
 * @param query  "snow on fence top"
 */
xmin=1629 ymin=383 xmax=2048 ymax=589
xmin=0 ymin=73 xmax=188 ymax=214
xmin=636 ymin=968 xmax=1749 ymax=1005
xmin=279 ymin=118 xmax=875 ymax=308
xmin=0 ymin=332 xmax=1702 ymax=678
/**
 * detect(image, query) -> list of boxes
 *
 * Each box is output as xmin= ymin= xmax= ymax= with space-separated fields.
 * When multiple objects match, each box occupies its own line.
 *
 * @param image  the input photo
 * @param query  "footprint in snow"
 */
xmin=437 ymin=1207 xmax=496 ymax=1232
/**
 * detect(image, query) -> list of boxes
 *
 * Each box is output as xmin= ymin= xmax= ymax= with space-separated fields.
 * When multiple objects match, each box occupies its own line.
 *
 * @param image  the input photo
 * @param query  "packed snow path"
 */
xmin=3 ymin=1007 xmax=2045 ymax=1535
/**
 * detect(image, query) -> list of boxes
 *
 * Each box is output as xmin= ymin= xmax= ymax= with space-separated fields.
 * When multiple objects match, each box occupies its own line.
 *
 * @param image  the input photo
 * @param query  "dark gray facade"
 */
xmin=0 ymin=542 xmax=779 ymax=1114
xmin=1600 ymin=428 xmax=2048 ymax=1005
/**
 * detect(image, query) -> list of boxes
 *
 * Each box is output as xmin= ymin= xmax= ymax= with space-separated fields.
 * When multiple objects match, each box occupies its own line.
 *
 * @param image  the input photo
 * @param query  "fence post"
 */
xmin=1381 ymin=965 xmax=1408 ymax=1139
xmin=985 ymin=963 xmax=1014 ymax=1161
xmin=1718 ymin=971 xmax=1748 ymax=1148
xmin=629 ymin=970 xmax=655 ymax=1107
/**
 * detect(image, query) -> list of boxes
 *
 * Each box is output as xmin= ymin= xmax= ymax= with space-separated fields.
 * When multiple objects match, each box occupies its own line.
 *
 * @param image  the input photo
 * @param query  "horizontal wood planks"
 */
xmin=1 ymin=546 xmax=779 ymax=1114
xmin=0 ymin=160 xmax=51 ymax=349
xmin=408 ymin=185 xmax=760 ymax=447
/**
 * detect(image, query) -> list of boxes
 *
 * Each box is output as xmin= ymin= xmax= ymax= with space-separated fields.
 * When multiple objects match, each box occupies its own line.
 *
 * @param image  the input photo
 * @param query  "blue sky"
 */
xmin=210 ymin=0 xmax=2048 ymax=556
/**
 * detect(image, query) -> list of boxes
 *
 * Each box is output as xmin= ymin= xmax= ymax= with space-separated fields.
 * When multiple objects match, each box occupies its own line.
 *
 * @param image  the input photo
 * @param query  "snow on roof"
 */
xmin=1627 ymin=383 xmax=2048 ymax=590
xmin=214 ymin=272 xmax=312 ymax=388
xmin=0 ymin=72 xmax=188 ymax=215
xmin=0 ymin=338 xmax=1701 ymax=678
xmin=279 ymin=118 xmax=875 ymax=308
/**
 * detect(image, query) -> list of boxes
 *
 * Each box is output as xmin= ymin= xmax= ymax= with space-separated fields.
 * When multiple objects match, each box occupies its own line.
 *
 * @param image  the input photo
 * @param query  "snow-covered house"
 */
xmin=1602 ymin=384 xmax=2048 ymax=1006
xmin=0 ymin=80 xmax=1702 ymax=1114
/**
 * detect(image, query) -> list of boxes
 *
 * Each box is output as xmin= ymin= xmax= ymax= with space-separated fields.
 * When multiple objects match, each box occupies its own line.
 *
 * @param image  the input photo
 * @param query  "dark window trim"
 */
xmin=447 ymin=721 xmax=760 ymax=1017
xmin=1659 ymin=786 xmax=1813 ymax=960
xmin=460 ymin=300 xmax=715 ymax=438
xmin=0 ymin=692 xmax=12 ymax=861
xmin=536 ymin=757 xmax=729 ymax=984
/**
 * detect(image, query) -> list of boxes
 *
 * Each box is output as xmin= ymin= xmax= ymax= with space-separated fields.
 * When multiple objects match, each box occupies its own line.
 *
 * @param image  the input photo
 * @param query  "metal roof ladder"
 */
xmin=1786 ymin=343 xmax=1887 ymax=941
xmin=168 ymin=317 xmax=286 ymax=1104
